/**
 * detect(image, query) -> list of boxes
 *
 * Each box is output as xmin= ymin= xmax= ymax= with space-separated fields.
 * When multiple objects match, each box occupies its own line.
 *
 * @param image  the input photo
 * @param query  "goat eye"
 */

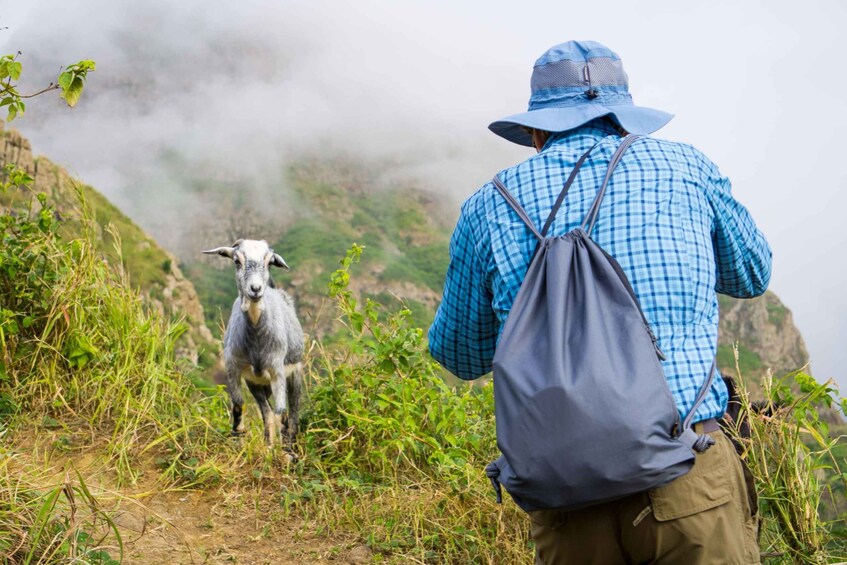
xmin=233 ymin=259 xmax=242 ymax=268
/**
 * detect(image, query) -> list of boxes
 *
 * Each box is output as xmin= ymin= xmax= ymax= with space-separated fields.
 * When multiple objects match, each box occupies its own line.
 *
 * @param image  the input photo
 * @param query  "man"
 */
xmin=428 ymin=40 xmax=770 ymax=564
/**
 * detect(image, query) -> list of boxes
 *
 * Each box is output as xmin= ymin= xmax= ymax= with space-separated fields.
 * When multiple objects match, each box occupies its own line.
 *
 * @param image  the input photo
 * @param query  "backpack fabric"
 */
xmin=485 ymin=135 xmax=716 ymax=513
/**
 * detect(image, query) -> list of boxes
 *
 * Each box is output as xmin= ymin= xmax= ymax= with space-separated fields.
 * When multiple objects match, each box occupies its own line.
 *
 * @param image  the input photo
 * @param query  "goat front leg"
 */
xmin=226 ymin=362 xmax=246 ymax=436
xmin=246 ymin=380 xmax=276 ymax=447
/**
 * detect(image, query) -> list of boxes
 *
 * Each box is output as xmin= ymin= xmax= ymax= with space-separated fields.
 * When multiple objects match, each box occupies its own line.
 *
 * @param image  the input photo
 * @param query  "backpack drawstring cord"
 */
xmin=485 ymin=462 xmax=503 ymax=504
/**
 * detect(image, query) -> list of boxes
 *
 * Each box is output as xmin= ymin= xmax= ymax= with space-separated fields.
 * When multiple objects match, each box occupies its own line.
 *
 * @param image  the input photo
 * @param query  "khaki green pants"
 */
xmin=529 ymin=428 xmax=760 ymax=564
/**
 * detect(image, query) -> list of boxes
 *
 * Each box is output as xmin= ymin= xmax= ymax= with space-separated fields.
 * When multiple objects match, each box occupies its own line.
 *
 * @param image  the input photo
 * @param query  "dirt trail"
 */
xmin=16 ymin=440 xmax=377 ymax=565
xmin=118 ymin=486 xmax=358 ymax=564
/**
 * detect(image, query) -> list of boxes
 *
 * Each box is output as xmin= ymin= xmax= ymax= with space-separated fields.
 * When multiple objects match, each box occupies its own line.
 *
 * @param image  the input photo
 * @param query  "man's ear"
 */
xmin=270 ymin=252 xmax=290 ymax=270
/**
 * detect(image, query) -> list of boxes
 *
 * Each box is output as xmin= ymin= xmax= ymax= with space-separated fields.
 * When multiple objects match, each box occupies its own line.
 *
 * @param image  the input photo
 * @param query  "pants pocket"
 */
xmin=648 ymin=432 xmax=732 ymax=521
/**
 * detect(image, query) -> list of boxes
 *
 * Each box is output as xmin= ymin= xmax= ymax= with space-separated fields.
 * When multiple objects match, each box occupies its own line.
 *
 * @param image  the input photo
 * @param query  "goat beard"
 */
xmin=241 ymin=294 xmax=265 ymax=325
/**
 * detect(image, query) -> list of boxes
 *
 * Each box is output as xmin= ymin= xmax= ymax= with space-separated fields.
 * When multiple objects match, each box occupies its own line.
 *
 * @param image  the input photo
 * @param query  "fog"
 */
xmin=2 ymin=0 xmax=846 ymax=393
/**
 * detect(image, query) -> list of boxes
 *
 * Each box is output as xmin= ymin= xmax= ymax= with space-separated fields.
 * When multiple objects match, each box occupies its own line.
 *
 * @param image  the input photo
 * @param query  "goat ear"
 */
xmin=270 ymin=253 xmax=290 ymax=270
xmin=202 ymin=247 xmax=236 ymax=258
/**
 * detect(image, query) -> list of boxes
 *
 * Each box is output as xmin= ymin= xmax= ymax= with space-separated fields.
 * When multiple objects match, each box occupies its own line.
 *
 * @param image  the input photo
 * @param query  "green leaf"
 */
xmin=9 ymin=61 xmax=21 ymax=81
xmin=58 ymin=71 xmax=73 ymax=90
xmin=61 ymin=76 xmax=85 ymax=108
xmin=350 ymin=312 xmax=364 ymax=333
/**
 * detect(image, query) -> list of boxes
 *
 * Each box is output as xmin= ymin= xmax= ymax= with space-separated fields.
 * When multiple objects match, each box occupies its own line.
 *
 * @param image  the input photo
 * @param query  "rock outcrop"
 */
xmin=719 ymin=291 xmax=810 ymax=378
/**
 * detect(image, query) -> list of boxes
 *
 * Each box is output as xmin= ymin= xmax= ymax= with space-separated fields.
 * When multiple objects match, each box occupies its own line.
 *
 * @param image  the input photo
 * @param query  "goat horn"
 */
xmin=202 ymin=247 xmax=236 ymax=258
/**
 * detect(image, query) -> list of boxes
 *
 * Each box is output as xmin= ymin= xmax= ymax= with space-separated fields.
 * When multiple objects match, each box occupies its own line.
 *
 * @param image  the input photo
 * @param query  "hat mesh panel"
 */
xmin=532 ymin=57 xmax=627 ymax=91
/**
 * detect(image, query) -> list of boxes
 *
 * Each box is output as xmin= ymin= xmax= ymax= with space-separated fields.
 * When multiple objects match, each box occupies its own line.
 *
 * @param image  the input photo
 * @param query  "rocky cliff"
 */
xmin=718 ymin=292 xmax=810 ymax=380
xmin=0 ymin=125 xmax=217 ymax=366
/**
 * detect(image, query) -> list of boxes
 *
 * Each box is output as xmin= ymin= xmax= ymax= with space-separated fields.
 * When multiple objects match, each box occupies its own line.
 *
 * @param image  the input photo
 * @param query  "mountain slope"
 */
xmin=0 ymin=125 xmax=217 ymax=366
xmin=184 ymin=158 xmax=453 ymax=339
xmin=1 ymin=125 xmax=829 ymax=395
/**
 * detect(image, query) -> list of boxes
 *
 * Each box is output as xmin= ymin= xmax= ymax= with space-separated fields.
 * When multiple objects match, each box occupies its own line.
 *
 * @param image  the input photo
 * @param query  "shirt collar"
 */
xmin=541 ymin=119 xmax=622 ymax=152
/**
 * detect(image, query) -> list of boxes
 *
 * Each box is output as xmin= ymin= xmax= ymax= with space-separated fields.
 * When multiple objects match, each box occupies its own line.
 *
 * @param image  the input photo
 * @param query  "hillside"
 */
xmin=718 ymin=293 xmax=810 ymax=391
xmin=1 ymin=123 xmax=831 ymax=395
xmin=0 ymin=125 xmax=218 ymax=367
xmin=183 ymin=158 xmax=453 ymax=340
xmin=1 ymin=127 xmax=844 ymax=562
xmin=179 ymin=157 xmax=815 ymax=383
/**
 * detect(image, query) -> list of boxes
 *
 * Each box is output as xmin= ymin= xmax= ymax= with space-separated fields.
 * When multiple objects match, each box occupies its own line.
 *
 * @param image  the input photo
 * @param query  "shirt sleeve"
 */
xmin=428 ymin=204 xmax=499 ymax=380
xmin=701 ymin=158 xmax=773 ymax=298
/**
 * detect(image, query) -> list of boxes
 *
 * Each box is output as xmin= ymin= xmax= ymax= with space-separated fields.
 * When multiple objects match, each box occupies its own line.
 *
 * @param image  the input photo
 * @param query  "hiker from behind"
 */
xmin=429 ymin=40 xmax=770 ymax=564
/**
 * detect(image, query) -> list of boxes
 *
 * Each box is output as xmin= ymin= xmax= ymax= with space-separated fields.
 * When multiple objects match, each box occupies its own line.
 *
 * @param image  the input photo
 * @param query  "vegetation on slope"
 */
xmin=723 ymin=351 xmax=847 ymax=561
xmin=0 ymin=127 xmax=218 ymax=370
xmin=0 ymin=174 xmax=527 ymax=562
xmin=2 ymin=165 xmax=845 ymax=563
xmin=183 ymin=160 xmax=450 ymax=340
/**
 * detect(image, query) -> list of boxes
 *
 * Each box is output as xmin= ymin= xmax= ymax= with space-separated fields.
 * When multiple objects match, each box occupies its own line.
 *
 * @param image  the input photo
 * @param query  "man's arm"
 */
xmin=703 ymin=160 xmax=772 ymax=298
xmin=428 ymin=208 xmax=499 ymax=380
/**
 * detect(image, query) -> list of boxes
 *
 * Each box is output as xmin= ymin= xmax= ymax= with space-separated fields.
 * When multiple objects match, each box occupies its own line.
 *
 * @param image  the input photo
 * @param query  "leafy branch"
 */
xmin=0 ymin=53 xmax=96 ymax=121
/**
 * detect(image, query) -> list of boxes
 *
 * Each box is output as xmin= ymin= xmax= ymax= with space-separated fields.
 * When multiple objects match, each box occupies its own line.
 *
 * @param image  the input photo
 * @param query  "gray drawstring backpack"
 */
xmin=485 ymin=135 xmax=716 ymax=513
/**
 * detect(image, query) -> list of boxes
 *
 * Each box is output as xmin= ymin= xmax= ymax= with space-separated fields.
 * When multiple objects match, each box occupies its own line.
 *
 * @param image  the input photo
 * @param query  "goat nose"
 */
xmin=250 ymin=283 xmax=261 ymax=293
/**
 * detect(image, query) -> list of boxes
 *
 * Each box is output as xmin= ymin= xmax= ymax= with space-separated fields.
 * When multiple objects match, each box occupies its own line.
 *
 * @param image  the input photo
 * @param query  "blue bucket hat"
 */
xmin=489 ymin=40 xmax=673 ymax=146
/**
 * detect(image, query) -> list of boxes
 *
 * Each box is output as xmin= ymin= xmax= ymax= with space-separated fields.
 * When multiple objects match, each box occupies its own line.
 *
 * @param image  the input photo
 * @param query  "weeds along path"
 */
xmin=7 ymin=434 xmax=372 ymax=564
xmin=0 ymin=185 xmax=529 ymax=563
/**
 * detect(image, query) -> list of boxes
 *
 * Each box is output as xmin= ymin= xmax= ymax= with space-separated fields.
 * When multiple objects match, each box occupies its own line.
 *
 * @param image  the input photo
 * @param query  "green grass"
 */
xmin=0 ymin=180 xmax=228 ymax=560
xmin=0 ymin=177 xmax=528 ymax=562
xmin=718 ymin=342 xmax=763 ymax=375
xmin=766 ymin=300 xmax=788 ymax=327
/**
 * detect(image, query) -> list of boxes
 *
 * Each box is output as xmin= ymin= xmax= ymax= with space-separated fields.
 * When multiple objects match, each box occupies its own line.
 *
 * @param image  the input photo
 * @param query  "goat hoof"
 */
xmin=281 ymin=448 xmax=299 ymax=465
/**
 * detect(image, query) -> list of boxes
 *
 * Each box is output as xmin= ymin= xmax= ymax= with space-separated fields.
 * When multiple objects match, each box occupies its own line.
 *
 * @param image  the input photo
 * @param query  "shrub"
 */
xmin=295 ymin=244 xmax=532 ymax=562
xmin=724 ymin=347 xmax=847 ymax=564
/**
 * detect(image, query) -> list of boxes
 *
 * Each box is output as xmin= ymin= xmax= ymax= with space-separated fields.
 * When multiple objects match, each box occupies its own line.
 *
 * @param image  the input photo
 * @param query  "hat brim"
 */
xmin=489 ymin=104 xmax=674 ymax=147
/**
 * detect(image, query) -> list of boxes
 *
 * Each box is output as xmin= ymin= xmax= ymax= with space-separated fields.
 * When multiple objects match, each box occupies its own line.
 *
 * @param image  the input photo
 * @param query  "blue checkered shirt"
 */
xmin=428 ymin=120 xmax=772 ymax=422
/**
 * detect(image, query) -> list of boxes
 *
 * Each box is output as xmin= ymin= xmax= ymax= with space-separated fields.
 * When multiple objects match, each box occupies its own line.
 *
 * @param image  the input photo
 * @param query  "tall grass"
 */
xmin=723 ymin=346 xmax=847 ymax=564
xmin=290 ymin=244 xmax=532 ymax=562
xmin=0 ymin=180 xmax=229 ymax=484
xmin=0 ymin=449 xmax=122 ymax=564
xmin=0 ymin=171 xmax=232 ymax=561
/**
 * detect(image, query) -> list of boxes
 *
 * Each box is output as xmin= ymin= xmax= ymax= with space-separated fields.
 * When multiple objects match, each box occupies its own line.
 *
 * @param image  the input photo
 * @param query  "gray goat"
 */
xmin=203 ymin=239 xmax=304 ymax=447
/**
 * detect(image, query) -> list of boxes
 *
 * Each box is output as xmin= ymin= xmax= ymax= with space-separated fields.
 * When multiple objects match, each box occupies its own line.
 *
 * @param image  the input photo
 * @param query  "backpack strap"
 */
xmin=491 ymin=144 xmax=597 ymax=242
xmin=491 ymin=176 xmax=543 ymax=241
xmin=580 ymin=134 xmax=642 ymax=236
xmin=540 ymin=144 xmax=598 ymax=237
xmin=677 ymin=359 xmax=719 ymax=453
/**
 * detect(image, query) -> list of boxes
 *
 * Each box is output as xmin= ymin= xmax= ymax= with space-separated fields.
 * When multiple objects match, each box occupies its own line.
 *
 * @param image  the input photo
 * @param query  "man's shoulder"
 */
xmin=459 ymin=155 xmax=540 ymax=219
xmin=633 ymin=135 xmax=720 ymax=175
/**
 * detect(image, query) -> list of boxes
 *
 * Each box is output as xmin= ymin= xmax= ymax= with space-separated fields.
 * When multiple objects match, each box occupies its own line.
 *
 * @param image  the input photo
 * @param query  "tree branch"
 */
xmin=19 ymin=83 xmax=60 ymax=98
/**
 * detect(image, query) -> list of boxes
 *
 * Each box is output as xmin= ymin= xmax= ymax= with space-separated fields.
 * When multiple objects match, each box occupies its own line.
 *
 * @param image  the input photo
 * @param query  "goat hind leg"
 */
xmin=285 ymin=364 xmax=303 ymax=442
xmin=270 ymin=367 xmax=289 ymax=445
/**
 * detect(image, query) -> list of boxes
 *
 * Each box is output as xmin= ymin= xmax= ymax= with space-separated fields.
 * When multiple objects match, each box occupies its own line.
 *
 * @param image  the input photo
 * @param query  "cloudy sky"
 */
xmin=2 ymin=0 xmax=845 ymax=393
